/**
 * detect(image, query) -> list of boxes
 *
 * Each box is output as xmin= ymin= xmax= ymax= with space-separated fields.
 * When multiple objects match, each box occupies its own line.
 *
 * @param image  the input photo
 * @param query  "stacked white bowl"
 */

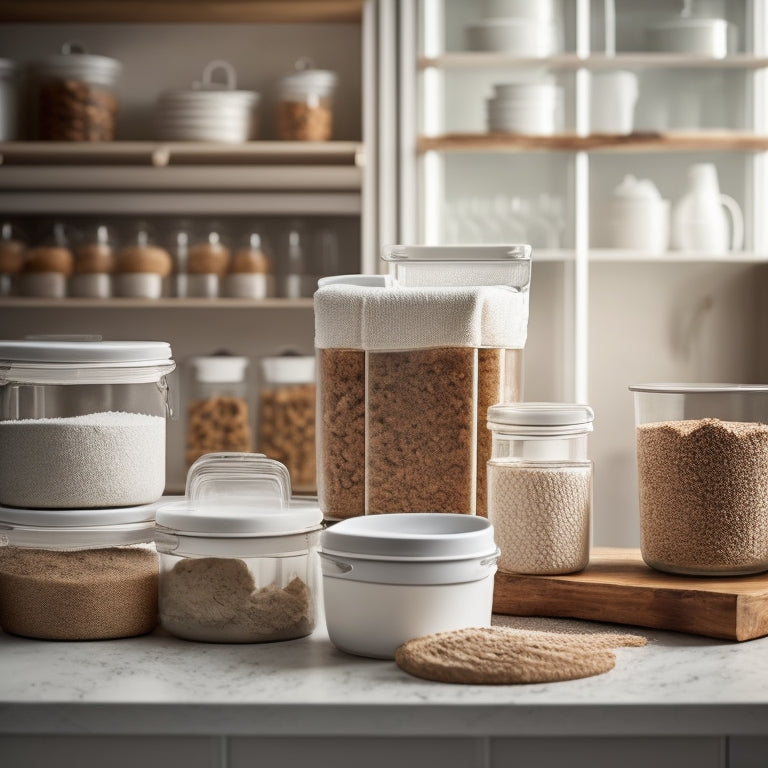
xmin=156 ymin=60 xmax=259 ymax=143
xmin=466 ymin=0 xmax=563 ymax=56
xmin=486 ymin=81 xmax=561 ymax=135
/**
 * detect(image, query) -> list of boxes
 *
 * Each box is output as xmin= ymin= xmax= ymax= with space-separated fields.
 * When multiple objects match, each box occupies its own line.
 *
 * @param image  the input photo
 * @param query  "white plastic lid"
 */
xmin=191 ymin=355 xmax=249 ymax=383
xmin=155 ymin=453 xmax=323 ymax=537
xmin=487 ymin=402 xmax=594 ymax=437
xmin=321 ymin=513 xmax=497 ymax=562
xmin=317 ymin=274 xmax=390 ymax=288
xmin=35 ymin=42 xmax=121 ymax=87
xmin=280 ymin=65 xmax=337 ymax=98
xmin=260 ymin=354 xmax=315 ymax=384
xmin=382 ymin=244 xmax=531 ymax=263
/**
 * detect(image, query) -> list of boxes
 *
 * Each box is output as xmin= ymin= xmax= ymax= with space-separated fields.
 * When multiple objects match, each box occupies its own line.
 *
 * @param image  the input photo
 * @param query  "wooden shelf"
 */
xmin=0 ymin=0 xmax=363 ymax=23
xmin=419 ymin=52 xmax=768 ymax=71
xmin=418 ymin=131 xmax=768 ymax=154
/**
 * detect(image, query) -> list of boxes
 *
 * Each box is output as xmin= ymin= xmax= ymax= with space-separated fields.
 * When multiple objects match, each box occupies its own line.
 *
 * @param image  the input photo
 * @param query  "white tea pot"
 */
xmin=672 ymin=163 xmax=743 ymax=253
xmin=604 ymin=175 xmax=670 ymax=254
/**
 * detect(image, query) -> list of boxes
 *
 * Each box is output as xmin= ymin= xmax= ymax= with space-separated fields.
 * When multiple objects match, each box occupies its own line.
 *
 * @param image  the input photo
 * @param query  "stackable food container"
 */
xmin=0 ymin=338 xmax=176 ymax=509
xmin=320 ymin=512 xmax=500 ymax=659
xmin=314 ymin=245 xmax=531 ymax=520
xmin=0 ymin=502 xmax=159 ymax=640
xmin=630 ymin=383 xmax=768 ymax=576
xmin=154 ymin=453 xmax=323 ymax=643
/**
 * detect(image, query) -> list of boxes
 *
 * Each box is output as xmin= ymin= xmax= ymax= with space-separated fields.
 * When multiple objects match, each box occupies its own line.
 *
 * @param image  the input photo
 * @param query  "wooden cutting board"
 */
xmin=493 ymin=547 xmax=768 ymax=641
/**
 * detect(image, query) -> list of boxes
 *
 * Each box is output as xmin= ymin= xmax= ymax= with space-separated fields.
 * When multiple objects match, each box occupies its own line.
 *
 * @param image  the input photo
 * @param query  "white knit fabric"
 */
xmin=314 ymin=283 xmax=529 ymax=350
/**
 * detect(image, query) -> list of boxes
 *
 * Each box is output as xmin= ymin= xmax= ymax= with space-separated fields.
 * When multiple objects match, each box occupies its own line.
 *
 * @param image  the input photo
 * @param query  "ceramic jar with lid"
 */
xmin=0 ymin=338 xmax=176 ymax=509
xmin=277 ymin=59 xmax=337 ymax=141
xmin=70 ymin=221 xmax=116 ymax=298
xmin=0 ymin=502 xmax=159 ymax=640
xmin=602 ymin=175 xmax=670 ymax=254
xmin=258 ymin=353 xmax=316 ymax=494
xmin=19 ymin=221 xmax=73 ymax=298
xmin=33 ymin=42 xmax=121 ymax=141
xmin=486 ymin=402 xmax=594 ymax=575
xmin=186 ymin=353 xmax=253 ymax=467
xmin=114 ymin=221 xmax=172 ymax=298
xmin=155 ymin=453 xmax=323 ymax=643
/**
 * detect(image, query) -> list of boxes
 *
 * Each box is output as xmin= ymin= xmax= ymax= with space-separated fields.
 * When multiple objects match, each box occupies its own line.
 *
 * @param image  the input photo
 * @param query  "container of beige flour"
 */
xmin=0 ymin=502 xmax=159 ymax=640
xmin=630 ymin=383 xmax=768 ymax=576
xmin=154 ymin=453 xmax=323 ymax=643
xmin=0 ymin=338 xmax=175 ymax=508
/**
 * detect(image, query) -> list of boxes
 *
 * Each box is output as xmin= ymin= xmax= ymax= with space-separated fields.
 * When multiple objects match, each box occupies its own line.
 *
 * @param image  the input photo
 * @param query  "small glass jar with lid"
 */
xmin=33 ymin=42 xmax=121 ymax=141
xmin=187 ymin=221 xmax=231 ymax=299
xmin=0 ymin=221 xmax=26 ymax=296
xmin=70 ymin=221 xmax=116 ymax=298
xmin=154 ymin=453 xmax=323 ymax=643
xmin=486 ymin=402 xmax=594 ymax=575
xmin=114 ymin=221 xmax=172 ymax=298
xmin=277 ymin=58 xmax=337 ymax=141
xmin=167 ymin=219 xmax=193 ymax=298
xmin=224 ymin=227 xmax=273 ymax=299
xmin=19 ymin=221 xmax=73 ymax=298
xmin=0 ymin=502 xmax=159 ymax=640
xmin=258 ymin=353 xmax=316 ymax=494
xmin=186 ymin=353 xmax=253 ymax=468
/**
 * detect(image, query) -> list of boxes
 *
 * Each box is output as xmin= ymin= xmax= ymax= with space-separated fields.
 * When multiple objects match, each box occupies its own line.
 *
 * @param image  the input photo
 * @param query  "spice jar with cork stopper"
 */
xmin=224 ymin=227 xmax=273 ymax=299
xmin=70 ymin=221 xmax=116 ymax=298
xmin=187 ymin=221 xmax=230 ymax=298
xmin=486 ymin=402 xmax=594 ymax=575
xmin=19 ymin=221 xmax=73 ymax=298
xmin=114 ymin=221 xmax=172 ymax=298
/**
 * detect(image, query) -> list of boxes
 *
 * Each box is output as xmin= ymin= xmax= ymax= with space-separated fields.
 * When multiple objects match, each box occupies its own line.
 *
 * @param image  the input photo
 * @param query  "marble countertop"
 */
xmin=2 ymin=614 xmax=768 ymax=739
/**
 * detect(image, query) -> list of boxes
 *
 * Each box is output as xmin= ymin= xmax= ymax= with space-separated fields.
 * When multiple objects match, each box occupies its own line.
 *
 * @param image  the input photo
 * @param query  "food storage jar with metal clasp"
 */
xmin=320 ymin=512 xmax=500 ymax=659
xmin=0 ymin=338 xmax=176 ymax=509
xmin=154 ymin=453 xmax=323 ymax=643
xmin=487 ymin=402 xmax=594 ymax=575
xmin=0 ymin=502 xmax=159 ymax=640
xmin=630 ymin=383 xmax=768 ymax=576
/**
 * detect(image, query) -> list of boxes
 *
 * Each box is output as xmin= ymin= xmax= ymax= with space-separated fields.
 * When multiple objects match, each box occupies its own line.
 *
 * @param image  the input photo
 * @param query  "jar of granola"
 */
xmin=277 ymin=59 xmax=337 ymax=141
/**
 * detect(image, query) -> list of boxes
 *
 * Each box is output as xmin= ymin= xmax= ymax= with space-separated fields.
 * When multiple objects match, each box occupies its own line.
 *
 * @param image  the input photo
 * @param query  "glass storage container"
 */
xmin=0 ymin=503 xmax=159 ymax=640
xmin=186 ymin=354 xmax=253 ymax=468
xmin=486 ymin=402 xmax=594 ymax=575
xmin=154 ymin=453 xmax=323 ymax=643
xmin=187 ymin=221 xmax=231 ymax=299
xmin=19 ymin=221 xmax=73 ymax=299
xmin=258 ymin=353 xmax=316 ymax=494
xmin=167 ymin=219 xmax=192 ymax=298
xmin=0 ymin=338 xmax=176 ymax=508
xmin=224 ymin=228 xmax=273 ymax=299
xmin=70 ymin=221 xmax=116 ymax=298
xmin=0 ymin=221 xmax=26 ymax=297
xmin=277 ymin=59 xmax=337 ymax=141
xmin=630 ymin=383 xmax=768 ymax=576
xmin=33 ymin=42 xmax=121 ymax=141
xmin=114 ymin=221 xmax=172 ymax=298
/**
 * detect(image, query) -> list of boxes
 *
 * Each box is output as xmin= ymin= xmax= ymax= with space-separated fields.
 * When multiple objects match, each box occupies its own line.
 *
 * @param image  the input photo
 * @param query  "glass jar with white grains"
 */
xmin=486 ymin=402 xmax=594 ymax=575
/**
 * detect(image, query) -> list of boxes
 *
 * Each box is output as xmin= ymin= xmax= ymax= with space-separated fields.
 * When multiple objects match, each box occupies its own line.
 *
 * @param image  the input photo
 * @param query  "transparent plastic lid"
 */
xmin=381 ymin=244 xmax=532 ymax=289
xmin=155 ymin=453 xmax=323 ymax=537
xmin=0 ymin=338 xmax=175 ymax=385
xmin=321 ymin=513 xmax=497 ymax=562
xmin=487 ymin=402 xmax=594 ymax=436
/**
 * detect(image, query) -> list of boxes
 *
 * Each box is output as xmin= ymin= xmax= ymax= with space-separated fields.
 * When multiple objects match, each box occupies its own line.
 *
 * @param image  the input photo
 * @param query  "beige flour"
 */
xmin=159 ymin=556 xmax=313 ymax=643
xmin=0 ymin=545 xmax=158 ymax=640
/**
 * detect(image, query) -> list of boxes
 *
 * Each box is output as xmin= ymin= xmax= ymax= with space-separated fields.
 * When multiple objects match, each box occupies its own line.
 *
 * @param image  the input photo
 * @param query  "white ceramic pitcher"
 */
xmin=672 ymin=163 xmax=744 ymax=252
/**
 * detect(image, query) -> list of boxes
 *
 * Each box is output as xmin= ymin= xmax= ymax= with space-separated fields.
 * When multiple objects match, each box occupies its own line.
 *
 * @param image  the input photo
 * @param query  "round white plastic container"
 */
xmin=320 ymin=513 xmax=500 ymax=659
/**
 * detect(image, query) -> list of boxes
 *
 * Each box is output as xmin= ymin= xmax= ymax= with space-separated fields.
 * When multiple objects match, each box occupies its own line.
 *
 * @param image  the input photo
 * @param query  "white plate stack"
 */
xmin=486 ymin=81 xmax=562 ymax=135
xmin=156 ymin=60 xmax=259 ymax=143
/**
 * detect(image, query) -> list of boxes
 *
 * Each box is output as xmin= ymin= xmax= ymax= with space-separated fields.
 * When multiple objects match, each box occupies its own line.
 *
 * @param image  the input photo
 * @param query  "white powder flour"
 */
xmin=0 ymin=411 xmax=166 ymax=509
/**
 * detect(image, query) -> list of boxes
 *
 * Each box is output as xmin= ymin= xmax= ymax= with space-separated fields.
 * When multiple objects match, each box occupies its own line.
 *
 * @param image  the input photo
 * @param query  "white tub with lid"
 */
xmin=320 ymin=513 xmax=500 ymax=659
xmin=154 ymin=453 xmax=323 ymax=643
xmin=0 ymin=338 xmax=175 ymax=509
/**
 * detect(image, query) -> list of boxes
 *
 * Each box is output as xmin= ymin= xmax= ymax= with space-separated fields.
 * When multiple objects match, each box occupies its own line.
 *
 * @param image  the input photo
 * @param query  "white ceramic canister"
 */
xmin=154 ymin=453 xmax=323 ymax=643
xmin=0 ymin=339 xmax=175 ymax=508
xmin=603 ymin=174 xmax=670 ymax=254
xmin=0 ymin=502 xmax=159 ymax=640
xmin=320 ymin=513 xmax=500 ymax=659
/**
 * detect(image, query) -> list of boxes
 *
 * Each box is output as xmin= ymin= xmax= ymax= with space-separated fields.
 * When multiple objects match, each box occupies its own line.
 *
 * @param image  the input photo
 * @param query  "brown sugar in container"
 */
xmin=0 ymin=504 xmax=159 ymax=640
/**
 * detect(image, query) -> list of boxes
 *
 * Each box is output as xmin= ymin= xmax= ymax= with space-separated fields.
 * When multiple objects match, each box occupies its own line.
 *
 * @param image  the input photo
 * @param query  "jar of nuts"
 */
xmin=277 ymin=59 xmax=337 ymax=141
xmin=33 ymin=42 xmax=121 ymax=142
xmin=114 ymin=221 xmax=172 ymax=299
xmin=186 ymin=353 xmax=254 ymax=468
xmin=19 ymin=221 xmax=73 ymax=298
xmin=70 ymin=222 xmax=116 ymax=298
xmin=258 ymin=353 xmax=316 ymax=494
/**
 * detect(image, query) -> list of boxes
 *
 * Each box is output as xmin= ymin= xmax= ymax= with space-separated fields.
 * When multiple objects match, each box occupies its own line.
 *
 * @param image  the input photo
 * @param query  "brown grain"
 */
xmin=186 ymin=395 xmax=253 ymax=467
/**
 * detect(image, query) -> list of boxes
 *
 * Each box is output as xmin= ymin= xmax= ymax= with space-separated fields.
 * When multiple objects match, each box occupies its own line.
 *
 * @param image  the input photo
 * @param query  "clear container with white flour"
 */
xmin=487 ymin=403 xmax=594 ymax=575
xmin=0 ymin=338 xmax=176 ymax=509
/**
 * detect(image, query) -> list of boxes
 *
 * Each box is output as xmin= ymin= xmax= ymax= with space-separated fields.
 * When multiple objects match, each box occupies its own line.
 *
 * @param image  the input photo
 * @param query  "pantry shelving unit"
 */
xmin=397 ymin=0 xmax=768 ymax=546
